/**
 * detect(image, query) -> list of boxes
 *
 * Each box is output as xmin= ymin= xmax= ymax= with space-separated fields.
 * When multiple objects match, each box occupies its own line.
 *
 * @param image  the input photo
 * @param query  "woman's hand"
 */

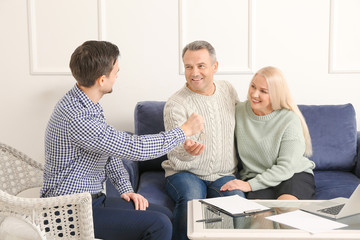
xmin=220 ymin=179 xmax=252 ymax=192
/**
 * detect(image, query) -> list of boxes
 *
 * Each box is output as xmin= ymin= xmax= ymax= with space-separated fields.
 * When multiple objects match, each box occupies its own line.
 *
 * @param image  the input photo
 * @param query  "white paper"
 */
xmin=200 ymin=195 xmax=269 ymax=215
xmin=266 ymin=210 xmax=348 ymax=234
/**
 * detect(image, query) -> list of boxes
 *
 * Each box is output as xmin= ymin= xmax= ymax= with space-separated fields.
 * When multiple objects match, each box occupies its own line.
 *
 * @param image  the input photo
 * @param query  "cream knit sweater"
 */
xmin=162 ymin=80 xmax=238 ymax=181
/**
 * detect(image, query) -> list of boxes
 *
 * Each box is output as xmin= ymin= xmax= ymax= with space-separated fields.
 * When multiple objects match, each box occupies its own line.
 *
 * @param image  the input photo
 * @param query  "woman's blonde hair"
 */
xmin=254 ymin=66 xmax=313 ymax=157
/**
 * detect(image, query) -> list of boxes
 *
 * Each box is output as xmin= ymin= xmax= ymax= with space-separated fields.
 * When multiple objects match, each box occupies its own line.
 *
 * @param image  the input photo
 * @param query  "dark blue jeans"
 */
xmin=92 ymin=194 xmax=172 ymax=240
xmin=165 ymin=172 xmax=245 ymax=240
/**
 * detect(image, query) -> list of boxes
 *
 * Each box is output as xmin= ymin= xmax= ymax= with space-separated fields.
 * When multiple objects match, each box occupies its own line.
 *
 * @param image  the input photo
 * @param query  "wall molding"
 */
xmin=97 ymin=0 xmax=106 ymax=41
xmin=329 ymin=0 xmax=360 ymax=74
xmin=27 ymin=0 xmax=106 ymax=75
xmin=178 ymin=0 xmax=255 ymax=75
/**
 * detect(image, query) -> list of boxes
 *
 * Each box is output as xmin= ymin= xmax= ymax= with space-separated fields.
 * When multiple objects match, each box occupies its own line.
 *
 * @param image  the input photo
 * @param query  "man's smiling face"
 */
xmin=183 ymin=49 xmax=218 ymax=96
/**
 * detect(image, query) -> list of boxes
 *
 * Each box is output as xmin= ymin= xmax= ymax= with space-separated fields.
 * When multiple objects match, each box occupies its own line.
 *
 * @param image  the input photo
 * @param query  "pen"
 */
xmin=242 ymin=208 xmax=273 ymax=216
xmin=243 ymin=209 xmax=262 ymax=214
xmin=196 ymin=217 xmax=223 ymax=223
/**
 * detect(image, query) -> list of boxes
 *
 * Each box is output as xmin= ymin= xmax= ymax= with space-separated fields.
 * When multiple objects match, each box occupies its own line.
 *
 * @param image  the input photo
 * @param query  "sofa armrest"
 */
xmin=356 ymin=131 xmax=360 ymax=177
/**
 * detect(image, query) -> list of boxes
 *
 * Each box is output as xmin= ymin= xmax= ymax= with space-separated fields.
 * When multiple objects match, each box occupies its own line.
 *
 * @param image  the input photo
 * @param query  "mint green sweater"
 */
xmin=235 ymin=101 xmax=315 ymax=191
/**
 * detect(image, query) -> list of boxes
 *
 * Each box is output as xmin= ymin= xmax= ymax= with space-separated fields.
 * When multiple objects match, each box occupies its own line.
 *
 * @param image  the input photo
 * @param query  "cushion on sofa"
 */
xmin=137 ymin=171 xmax=175 ymax=211
xmin=299 ymin=104 xmax=357 ymax=171
xmin=314 ymin=171 xmax=360 ymax=199
xmin=135 ymin=101 xmax=167 ymax=173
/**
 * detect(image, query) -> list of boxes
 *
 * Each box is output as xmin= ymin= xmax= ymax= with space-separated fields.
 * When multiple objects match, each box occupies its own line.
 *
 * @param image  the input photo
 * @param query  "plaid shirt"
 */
xmin=41 ymin=84 xmax=185 ymax=197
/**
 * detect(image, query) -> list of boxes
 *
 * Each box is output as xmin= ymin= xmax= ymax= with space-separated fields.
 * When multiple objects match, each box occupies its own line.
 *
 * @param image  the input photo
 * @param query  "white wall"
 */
xmin=1 ymin=0 xmax=360 ymax=163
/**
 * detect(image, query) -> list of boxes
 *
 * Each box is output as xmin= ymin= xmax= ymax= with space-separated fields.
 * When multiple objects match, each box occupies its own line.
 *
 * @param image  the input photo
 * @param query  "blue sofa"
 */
xmin=106 ymin=101 xmax=360 ymax=212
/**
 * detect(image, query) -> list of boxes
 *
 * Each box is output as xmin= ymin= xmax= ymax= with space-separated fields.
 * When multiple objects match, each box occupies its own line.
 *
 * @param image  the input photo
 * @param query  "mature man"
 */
xmin=41 ymin=40 xmax=203 ymax=240
xmin=162 ymin=40 xmax=245 ymax=240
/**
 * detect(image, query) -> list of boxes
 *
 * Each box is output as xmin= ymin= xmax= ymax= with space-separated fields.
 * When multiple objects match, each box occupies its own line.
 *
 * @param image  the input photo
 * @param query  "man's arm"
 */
xmin=105 ymin=157 xmax=149 ymax=210
xmin=69 ymin=113 xmax=203 ymax=162
xmin=105 ymin=156 xmax=134 ymax=195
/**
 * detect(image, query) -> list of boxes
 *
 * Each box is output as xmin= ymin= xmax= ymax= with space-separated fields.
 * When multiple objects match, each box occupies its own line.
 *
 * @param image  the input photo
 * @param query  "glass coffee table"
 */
xmin=187 ymin=199 xmax=360 ymax=239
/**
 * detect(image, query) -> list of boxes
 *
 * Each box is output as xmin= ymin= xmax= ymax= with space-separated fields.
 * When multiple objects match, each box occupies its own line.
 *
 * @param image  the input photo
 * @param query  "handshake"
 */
xmin=180 ymin=113 xmax=205 ymax=156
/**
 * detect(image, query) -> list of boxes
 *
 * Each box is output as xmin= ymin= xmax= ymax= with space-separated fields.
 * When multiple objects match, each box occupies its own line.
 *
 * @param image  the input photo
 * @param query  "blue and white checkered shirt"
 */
xmin=41 ymin=84 xmax=185 ymax=197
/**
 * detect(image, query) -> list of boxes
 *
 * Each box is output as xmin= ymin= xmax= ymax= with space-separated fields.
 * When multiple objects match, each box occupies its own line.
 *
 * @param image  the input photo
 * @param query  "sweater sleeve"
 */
xmin=163 ymin=100 xmax=197 ymax=163
xmin=229 ymin=81 xmax=240 ymax=103
xmin=248 ymin=119 xmax=314 ymax=191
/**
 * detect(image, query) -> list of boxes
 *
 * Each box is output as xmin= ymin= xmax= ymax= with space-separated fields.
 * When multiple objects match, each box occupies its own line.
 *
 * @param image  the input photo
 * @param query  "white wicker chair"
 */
xmin=0 ymin=142 xmax=95 ymax=239
xmin=0 ymin=142 xmax=43 ymax=196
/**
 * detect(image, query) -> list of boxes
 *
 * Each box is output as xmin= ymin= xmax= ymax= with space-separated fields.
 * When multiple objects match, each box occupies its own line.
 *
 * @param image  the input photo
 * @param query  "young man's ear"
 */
xmin=96 ymin=75 xmax=106 ymax=87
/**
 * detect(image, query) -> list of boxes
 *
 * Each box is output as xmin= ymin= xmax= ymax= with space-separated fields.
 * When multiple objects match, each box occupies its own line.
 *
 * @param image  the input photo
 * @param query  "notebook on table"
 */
xmin=199 ymin=195 xmax=270 ymax=217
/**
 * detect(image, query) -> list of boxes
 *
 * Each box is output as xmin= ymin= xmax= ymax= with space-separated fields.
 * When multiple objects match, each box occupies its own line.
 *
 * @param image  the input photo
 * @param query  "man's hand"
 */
xmin=184 ymin=139 xmax=205 ymax=156
xmin=220 ymin=179 xmax=252 ymax=192
xmin=180 ymin=113 xmax=204 ymax=137
xmin=121 ymin=192 xmax=149 ymax=210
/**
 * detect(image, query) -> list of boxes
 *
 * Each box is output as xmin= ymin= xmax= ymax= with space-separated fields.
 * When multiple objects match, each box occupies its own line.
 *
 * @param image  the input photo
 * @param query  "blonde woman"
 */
xmin=221 ymin=66 xmax=316 ymax=200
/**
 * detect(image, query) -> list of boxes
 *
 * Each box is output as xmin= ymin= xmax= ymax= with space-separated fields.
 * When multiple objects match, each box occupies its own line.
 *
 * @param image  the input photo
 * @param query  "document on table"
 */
xmin=266 ymin=210 xmax=348 ymax=234
xmin=199 ymin=195 xmax=269 ymax=216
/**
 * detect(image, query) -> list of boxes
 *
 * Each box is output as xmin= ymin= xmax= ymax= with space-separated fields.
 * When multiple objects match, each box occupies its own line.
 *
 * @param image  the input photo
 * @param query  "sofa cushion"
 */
xmin=299 ymin=104 xmax=357 ymax=171
xmin=137 ymin=171 xmax=175 ymax=211
xmin=135 ymin=101 xmax=167 ymax=173
xmin=314 ymin=170 xmax=360 ymax=199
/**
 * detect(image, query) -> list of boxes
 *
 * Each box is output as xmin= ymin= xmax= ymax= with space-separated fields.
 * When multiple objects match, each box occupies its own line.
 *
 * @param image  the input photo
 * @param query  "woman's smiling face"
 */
xmin=248 ymin=74 xmax=273 ymax=116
